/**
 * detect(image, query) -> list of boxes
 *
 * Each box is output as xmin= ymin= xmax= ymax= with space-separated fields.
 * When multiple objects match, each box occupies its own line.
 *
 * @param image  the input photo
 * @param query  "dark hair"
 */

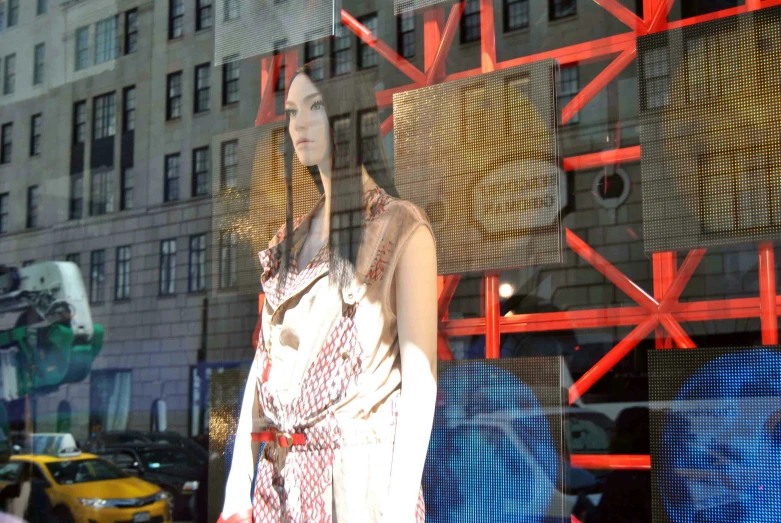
xmin=279 ymin=57 xmax=398 ymax=292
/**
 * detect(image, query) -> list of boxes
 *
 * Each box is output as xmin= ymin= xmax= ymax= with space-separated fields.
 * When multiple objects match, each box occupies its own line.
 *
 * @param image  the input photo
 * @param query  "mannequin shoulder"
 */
xmin=381 ymin=197 xmax=431 ymax=230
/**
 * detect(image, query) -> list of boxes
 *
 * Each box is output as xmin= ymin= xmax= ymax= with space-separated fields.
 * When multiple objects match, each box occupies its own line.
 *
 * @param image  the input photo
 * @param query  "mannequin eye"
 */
xmin=311 ymin=100 xmax=324 ymax=110
xmin=285 ymin=108 xmax=297 ymax=118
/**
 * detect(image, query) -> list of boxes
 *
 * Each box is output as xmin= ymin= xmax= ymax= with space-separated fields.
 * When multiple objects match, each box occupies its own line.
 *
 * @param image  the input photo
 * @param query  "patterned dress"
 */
xmin=222 ymin=187 xmax=432 ymax=523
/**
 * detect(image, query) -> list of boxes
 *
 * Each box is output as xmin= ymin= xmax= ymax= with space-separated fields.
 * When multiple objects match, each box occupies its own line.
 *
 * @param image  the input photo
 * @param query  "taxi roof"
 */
xmin=11 ymin=452 xmax=99 ymax=463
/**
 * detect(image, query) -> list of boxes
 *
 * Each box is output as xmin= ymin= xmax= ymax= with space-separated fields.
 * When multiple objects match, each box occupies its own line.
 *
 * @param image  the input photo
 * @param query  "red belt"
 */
xmin=251 ymin=428 xmax=306 ymax=448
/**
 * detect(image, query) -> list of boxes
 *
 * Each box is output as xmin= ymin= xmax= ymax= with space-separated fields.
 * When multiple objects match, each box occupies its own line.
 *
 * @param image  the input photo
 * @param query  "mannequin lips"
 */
xmin=296 ymin=138 xmax=313 ymax=146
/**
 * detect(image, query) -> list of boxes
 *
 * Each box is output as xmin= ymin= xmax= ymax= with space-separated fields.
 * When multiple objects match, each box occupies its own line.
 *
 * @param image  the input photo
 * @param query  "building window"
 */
xmin=73 ymin=101 xmax=86 ymax=144
xmin=165 ymin=153 xmax=180 ymax=202
xmin=642 ymin=46 xmax=670 ymax=110
xmin=332 ymin=115 xmax=351 ymax=170
xmin=193 ymin=146 xmax=209 ymax=197
xmin=550 ymin=0 xmax=577 ymax=20
xmin=219 ymin=230 xmax=237 ymax=288
xmin=30 ymin=113 xmax=41 ymax=157
xmin=505 ymin=0 xmax=529 ymax=31
xmin=91 ymin=171 xmax=114 ymax=216
xmin=273 ymin=42 xmax=287 ymax=92
xmin=7 ymin=0 xmax=18 ymax=27
xmin=93 ymin=92 xmax=116 ymax=139
xmin=115 ymin=246 xmax=131 ymax=300
xmin=121 ymin=167 xmax=134 ymax=210
xmin=0 ymin=193 xmax=7 ymax=234
xmin=37 ymin=0 xmax=48 ymax=16
xmin=359 ymin=111 xmax=379 ymax=166
xmin=559 ymin=66 xmax=579 ymax=124
xmin=169 ymin=0 xmax=184 ymax=39
xmin=304 ymin=38 xmax=325 ymax=81
xmin=95 ymin=16 xmax=119 ymax=65
xmin=3 ymin=53 xmax=15 ymax=95
xmin=189 ymin=234 xmax=206 ymax=292
xmin=195 ymin=63 xmax=210 ymax=113
xmin=332 ymin=24 xmax=352 ymax=76
xmin=398 ymin=12 xmax=415 ymax=59
xmin=89 ymin=250 xmax=106 ymax=303
xmin=461 ymin=0 xmax=480 ymax=44
xmin=358 ymin=14 xmax=378 ymax=69
xmin=167 ymin=71 xmax=183 ymax=120
xmin=89 ymin=370 xmax=131 ymax=432
xmin=27 ymin=185 xmax=39 ymax=229
xmin=22 ymin=260 xmax=35 ymax=267
xmin=0 ymin=123 xmax=11 ymax=164
xmin=160 ymin=239 xmax=176 ymax=295
xmin=123 ymin=86 xmax=136 ymax=132
xmin=220 ymin=140 xmax=238 ymax=189
xmin=197 ymin=0 xmax=213 ymax=30
xmin=224 ymin=0 xmax=239 ymax=21
xmin=0 ymin=9 xmax=5 ymax=32
xmin=222 ymin=58 xmax=239 ymax=105
xmin=125 ymin=9 xmax=138 ymax=55
xmin=75 ymin=27 xmax=89 ymax=71
xmin=33 ymin=43 xmax=45 ymax=86
xmin=69 ymin=174 xmax=83 ymax=220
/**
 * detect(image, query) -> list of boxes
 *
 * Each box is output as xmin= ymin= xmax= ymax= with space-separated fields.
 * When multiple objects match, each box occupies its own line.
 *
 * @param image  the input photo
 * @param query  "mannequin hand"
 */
xmin=216 ymin=510 xmax=253 ymax=523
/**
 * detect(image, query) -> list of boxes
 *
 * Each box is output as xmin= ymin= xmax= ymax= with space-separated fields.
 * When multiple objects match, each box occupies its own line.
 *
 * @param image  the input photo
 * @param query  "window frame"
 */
xmin=194 ymin=63 xmax=211 ymax=113
xmin=549 ymin=0 xmax=577 ymax=21
xmin=121 ymin=166 xmax=134 ymax=211
xmin=123 ymin=86 xmax=136 ymax=133
xmin=460 ymin=0 xmax=481 ymax=44
xmin=30 ymin=113 xmax=42 ymax=157
xmin=304 ymin=38 xmax=326 ymax=81
xmin=188 ymin=234 xmax=207 ymax=292
xmin=94 ymin=15 xmax=119 ymax=65
xmin=397 ymin=12 xmax=415 ymax=59
xmin=196 ymin=0 xmax=213 ymax=31
xmin=69 ymin=174 xmax=83 ymax=220
xmin=164 ymin=153 xmax=180 ymax=202
xmin=75 ymin=26 xmax=90 ymax=71
xmin=90 ymin=250 xmax=106 ymax=304
xmin=159 ymin=239 xmax=177 ymax=296
xmin=33 ymin=43 xmax=45 ymax=86
xmin=192 ymin=146 xmax=210 ymax=197
xmin=115 ymin=245 xmax=131 ymax=301
xmin=0 ymin=123 xmax=12 ymax=164
xmin=92 ymin=91 xmax=117 ymax=140
xmin=37 ymin=0 xmax=48 ymax=16
xmin=358 ymin=13 xmax=379 ymax=69
xmin=559 ymin=65 xmax=580 ymax=124
xmin=0 ymin=192 xmax=8 ymax=234
xmin=169 ymin=0 xmax=184 ymax=40
xmin=166 ymin=71 xmax=183 ymax=120
xmin=90 ymin=170 xmax=114 ymax=216
xmin=27 ymin=185 xmax=39 ymax=229
xmin=125 ymin=9 xmax=138 ymax=55
xmin=3 ymin=53 xmax=16 ymax=95
xmin=7 ymin=0 xmax=18 ymax=28
xmin=222 ymin=58 xmax=239 ymax=106
xmin=73 ymin=100 xmax=87 ymax=145
xmin=220 ymin=139 xmax=238 ymax=190
xmin=331 ymin=24 xmax=352 ymax=76
xmin=219 ymin=229 xmax=238 ymax=289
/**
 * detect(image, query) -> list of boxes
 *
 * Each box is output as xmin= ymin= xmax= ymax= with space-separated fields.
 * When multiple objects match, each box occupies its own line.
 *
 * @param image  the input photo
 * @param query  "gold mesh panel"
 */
xmin=639 ymin=6 xmax=781 ymax=252
xmin=393 ymin=60 xmax=563 ymax=275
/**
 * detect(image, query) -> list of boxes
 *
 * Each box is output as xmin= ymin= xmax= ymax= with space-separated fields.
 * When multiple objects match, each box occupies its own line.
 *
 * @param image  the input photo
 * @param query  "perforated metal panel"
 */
xmin=423 ymin=357 xmax=567 ymax=522
xmin=638 ymin=6 xmax=781 ymax=252
xmin=394 ymin=60 xmax=562 ymax=274
xmin=210 ymin=124 xmax=321 ymax=297
xmin=648 ymin=347 xmax=781 ymax=523
xmin=394 ymin=0 xmax=448 ymax=15
xmin=214 ymin=0 xmax=336 ymax=65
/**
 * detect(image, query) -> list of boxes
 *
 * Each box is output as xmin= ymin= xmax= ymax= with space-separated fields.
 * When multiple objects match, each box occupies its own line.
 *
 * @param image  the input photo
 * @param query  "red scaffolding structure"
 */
xmin=253 ymin=0 xmax=781 ymax=515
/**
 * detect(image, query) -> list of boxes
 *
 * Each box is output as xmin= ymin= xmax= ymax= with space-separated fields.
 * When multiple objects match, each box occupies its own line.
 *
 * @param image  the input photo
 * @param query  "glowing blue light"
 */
xmin=423 ymin=362 xmax=559 ymax=523
xmin=659 ymin=349 xmax=781 ymax=523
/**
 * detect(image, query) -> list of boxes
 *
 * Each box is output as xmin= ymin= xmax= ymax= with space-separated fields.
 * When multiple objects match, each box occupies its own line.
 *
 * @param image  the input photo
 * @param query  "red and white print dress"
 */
xmin=221 ymin=187 xmax=431 ymax=523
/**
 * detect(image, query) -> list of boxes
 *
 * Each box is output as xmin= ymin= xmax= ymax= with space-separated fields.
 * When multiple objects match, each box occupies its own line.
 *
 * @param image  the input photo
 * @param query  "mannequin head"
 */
xmin=285 ymin=73 xmax=331 ymax=170
xmin=277 ymin=57 xmax=398 ymax=291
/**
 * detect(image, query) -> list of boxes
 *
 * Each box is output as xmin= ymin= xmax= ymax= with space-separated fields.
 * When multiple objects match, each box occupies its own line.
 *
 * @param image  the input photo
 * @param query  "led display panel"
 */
xmin=210 ymin=124 xmax=321 ymax=297
xmin=394 ymin=60 xmax=562 ymax=274
xmin=208 ymin=368 xmax=251 ymax=523
xmin=638 ymin=6 xmax=781 ymax=252
xmin=214 ymin=0 xmax=336 ymax=65
xmin=423 ymin=357 xmax=567 ymax=523
xmin=394 ymin=0 xmax=447 ymax=14
xmin=648 ymin=347 xmax=781 ymax=523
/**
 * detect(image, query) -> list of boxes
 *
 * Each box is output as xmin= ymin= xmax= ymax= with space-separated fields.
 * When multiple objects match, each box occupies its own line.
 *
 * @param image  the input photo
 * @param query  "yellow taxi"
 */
xmin=0 ymin=449 xmax=172 ymax=523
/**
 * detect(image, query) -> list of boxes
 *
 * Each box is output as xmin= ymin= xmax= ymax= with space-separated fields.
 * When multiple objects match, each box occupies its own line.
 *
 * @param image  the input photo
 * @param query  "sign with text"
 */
xmin=393 ymin=60 xmax=563 ymax=274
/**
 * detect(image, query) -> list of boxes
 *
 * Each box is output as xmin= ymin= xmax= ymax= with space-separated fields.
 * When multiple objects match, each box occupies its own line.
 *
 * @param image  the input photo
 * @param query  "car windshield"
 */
xmin=138 ymin=448 xmax=194 ymax=469
xmin=46 ymin=458 xmax=129 ymax=485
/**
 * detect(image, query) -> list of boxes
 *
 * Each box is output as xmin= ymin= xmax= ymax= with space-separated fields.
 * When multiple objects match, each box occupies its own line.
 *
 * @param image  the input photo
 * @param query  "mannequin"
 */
xmin=218 ymin=58 xmax=438 ymax=523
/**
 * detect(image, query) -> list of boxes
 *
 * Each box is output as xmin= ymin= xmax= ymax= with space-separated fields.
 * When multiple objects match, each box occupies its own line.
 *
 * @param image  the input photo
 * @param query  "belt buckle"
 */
xmin=278 ymin=432 xmax=293 ymax=448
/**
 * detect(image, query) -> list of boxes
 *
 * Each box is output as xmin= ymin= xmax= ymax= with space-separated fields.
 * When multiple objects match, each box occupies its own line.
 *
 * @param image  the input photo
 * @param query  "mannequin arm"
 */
xmin=219 ymin=358 xmax=261 ymax=521
xmin=384 ymin=226 xmax=438 ymax=522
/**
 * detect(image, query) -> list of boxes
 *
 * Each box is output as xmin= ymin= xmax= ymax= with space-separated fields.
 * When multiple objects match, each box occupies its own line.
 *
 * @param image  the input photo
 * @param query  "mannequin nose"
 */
xmin=295 ymin=112 xmax=310 ymax=131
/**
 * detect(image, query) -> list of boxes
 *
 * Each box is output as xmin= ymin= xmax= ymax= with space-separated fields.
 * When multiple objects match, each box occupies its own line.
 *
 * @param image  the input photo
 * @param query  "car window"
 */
xmin=31 ymin=464 xmax=48 ymax=481
xmin=138 ymin=448 xmax=194 ymax=469
xmin=45 ymin=458 xmax=129 ymax=485
xmin=0 ymin=462 xmax=21 ymax=482
xmin=102 ymin=451 xmax=136 ymax=469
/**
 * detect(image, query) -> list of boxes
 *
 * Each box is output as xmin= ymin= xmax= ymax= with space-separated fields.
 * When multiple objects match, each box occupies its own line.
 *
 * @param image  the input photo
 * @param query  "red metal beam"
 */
xmin=759 ymin=242 xmax=778 ymax=345
xmin=498 ymin=306 xmax=649 ymax=333
xmin=570 ymin=454 xmax=651 ymax=470
xmin=658 ymin=313 xmax=696 ymax=349
xmin=424 ymin=7 xmax=445 ymax=75
xmin=380 ymin=113 xmax=394 ymax=137
xmin=484 ymin=273 xmax=501 ymax=358
xmin=425 ymin=2 xmax=464 ymax=86
xmin=658 ymin=248 xmax=706 ymax=313
xmin=647 ymin=0 xmax=674 ymax=32
xmin=255 ymin=54 xmax=283 ymax=127
xmin=563 ymin=146 xmax=641 ymax=171
xmin=566 ymin=229 xmax=658 ymax=312
xmin=341 ymin=10 xmax=426 ymax=86
xmin=653 ymin=252 xmax=676 ymax=349
xmin=562 ymin=45 xmax=637 ymax=125
xmin=480 ymin=0 xmax=496 ymax=73
xmin=569 ymin=314 xmax=659 ymax=404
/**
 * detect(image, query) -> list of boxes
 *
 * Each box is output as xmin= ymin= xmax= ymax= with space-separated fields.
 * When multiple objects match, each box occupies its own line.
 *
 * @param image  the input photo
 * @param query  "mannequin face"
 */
xmin=286 ymin=74 xmax=331 ymax=168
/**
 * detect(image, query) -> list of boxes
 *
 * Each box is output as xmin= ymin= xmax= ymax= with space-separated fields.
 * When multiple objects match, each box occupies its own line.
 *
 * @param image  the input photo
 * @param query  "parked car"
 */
xmin=143 ymin=431 xmax=208 ymax=465
xmin=95 ymin=443 xmax=203 ymax=521
xmin=85 ymin=431 xmax=207 ymax=465
xmin=0 ymin=450 xmax=172 ymax=523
